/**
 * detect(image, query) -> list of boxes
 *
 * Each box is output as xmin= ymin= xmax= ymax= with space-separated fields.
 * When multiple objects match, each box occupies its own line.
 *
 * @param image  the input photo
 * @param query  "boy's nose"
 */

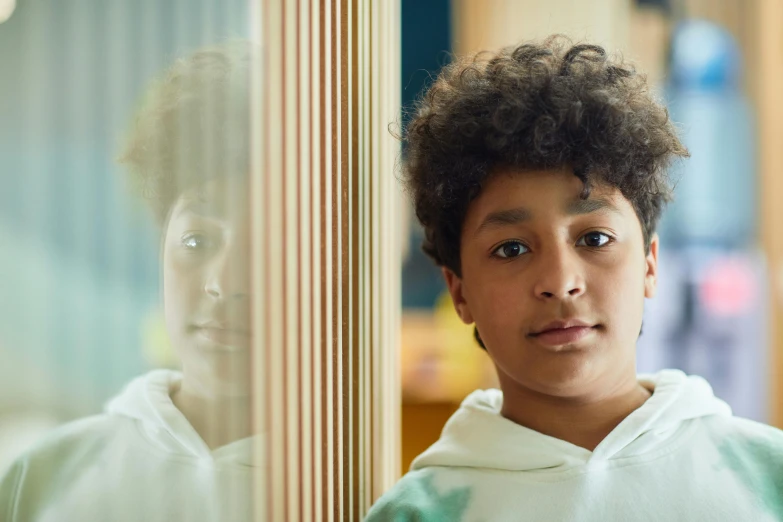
xmin=204 ymin=247 xmax=250 ymax=301
xmin=532 ymin=247 xmax=585 ymax=300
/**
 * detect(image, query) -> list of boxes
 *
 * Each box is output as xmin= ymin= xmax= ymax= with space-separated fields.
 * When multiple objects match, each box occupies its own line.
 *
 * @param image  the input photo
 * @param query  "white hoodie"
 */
xmin=366 ymin=370 xmax=783 ymax=521
xmin=0 ymin=370 xmax=258 ymax=522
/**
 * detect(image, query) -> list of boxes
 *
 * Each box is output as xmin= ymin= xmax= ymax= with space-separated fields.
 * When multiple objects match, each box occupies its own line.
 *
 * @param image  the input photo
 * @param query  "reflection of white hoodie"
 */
xmin=0 ymin=370 xmax=257 ymax=522
xmin=366 ymin=370 xmax=783 ymax=521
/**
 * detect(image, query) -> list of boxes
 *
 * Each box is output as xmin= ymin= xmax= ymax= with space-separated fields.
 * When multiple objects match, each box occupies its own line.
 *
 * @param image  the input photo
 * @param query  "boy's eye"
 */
xmin=577 ymin=232 xmax=612 ymax=248
xmin=181 ymin=232 xmax=214 ymax=251
xmin=492 ymin=241 xmax=529 ymax=259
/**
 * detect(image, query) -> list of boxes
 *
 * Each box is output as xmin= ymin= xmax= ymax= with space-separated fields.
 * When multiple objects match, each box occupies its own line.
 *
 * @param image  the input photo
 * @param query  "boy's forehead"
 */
xmin=484 ymin=167 xmax=620 ymax=203
xmin=174 ymin=177 xmax=250 ymax=218
xmin=468 ymin=168 xmax=630 ymax=230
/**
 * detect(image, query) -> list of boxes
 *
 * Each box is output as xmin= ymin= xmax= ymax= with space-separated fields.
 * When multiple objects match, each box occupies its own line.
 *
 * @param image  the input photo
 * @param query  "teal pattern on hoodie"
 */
xmin=716 ymin=433 xmax=783 ymax=517
xmin=364 ymin=472 xmax=471 ymax=522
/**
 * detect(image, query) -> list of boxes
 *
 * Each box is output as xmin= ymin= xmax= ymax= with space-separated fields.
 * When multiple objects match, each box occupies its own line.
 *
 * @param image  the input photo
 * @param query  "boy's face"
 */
xmin=162 ymin=177 xmax=252 ymax=397
xmin=443 ymin=166 xmax=658 ymax=398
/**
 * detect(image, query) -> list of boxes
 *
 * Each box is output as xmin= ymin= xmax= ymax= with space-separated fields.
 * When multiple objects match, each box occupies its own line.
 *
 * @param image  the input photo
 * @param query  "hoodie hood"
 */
xmin=105 ymin=369 xmax=256 ymax=466
xmin=412 ymin=369 xmax=732 ymax=473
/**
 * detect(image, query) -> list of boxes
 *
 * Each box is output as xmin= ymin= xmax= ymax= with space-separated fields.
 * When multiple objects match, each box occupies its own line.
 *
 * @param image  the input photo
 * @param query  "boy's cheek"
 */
xmin=163 ymin=274 xmax=201 ymax=328
xmin=591 ymin=273 xmax=645 ymax=330
xmin=471 ymin=286 xmax=528 ymax=336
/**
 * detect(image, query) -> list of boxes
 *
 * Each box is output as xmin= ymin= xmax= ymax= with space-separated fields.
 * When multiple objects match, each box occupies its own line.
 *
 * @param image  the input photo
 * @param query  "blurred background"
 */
xmin=2 ymin=0 xmax=783 ymax=507
xmin=398 ymin=0 xmax=783 ymax=472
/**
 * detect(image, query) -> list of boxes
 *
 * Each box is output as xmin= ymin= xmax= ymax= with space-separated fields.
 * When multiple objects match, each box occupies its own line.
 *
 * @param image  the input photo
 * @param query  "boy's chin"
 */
xmin=501 ymin=351 xmax=603 ymax=397
xmin=204 ymin=374 xmax=253 ymax=399
xmin=182 ymin=356 xmax=254 ymax=399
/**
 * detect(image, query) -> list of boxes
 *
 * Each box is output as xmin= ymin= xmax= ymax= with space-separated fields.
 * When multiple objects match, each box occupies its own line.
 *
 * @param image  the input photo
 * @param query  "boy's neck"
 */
xmin=171 ymin=381 xmax=255 ymax=450
xmin=498 ymin=373 xmax=652 ymax=452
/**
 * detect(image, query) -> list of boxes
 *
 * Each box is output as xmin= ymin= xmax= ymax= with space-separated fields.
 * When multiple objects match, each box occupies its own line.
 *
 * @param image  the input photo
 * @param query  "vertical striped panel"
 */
xmin=375 ymin=0 xmax=403 ymax=501
xmin=757 ymin=0 xmax=783 ymax=428
xmin=251 ymin=0 xmax=401 ymax=519
xmin=249 ymin=1 xmax=268 ymax=519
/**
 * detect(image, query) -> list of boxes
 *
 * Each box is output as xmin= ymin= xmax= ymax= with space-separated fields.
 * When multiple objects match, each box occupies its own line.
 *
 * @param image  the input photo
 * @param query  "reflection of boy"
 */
xmin=0 ymin=43 xmax=258 ymax=521
xmin=367 ymin=37 xmax=783 ymax=521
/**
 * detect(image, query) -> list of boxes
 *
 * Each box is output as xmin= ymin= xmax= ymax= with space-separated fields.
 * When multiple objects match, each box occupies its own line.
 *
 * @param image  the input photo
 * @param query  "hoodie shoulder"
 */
xmin=0 ymin=414 xmax=128 ymax=520
xmin=364 ymin=469 xmax=473 ymax=522
xmin=704 ymin=415 xmax=783 ymax=449
xmin=701 ymin=415 xmax=783 ymax=516
xmin=0 ymin=457 xmax=24 ymax=521
xmin=16 ymin=413 xmax=126 ymax=463
xmin=709 ymin=416 xmax=783 ymax=477
xmin=697 ymin=415 xmax=783 ymax=471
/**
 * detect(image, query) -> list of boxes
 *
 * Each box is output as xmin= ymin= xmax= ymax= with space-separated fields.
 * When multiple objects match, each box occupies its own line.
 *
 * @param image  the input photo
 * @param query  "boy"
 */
xmin=0 ymin=43 xmax=258 ymax=521
xmin=366 ymin=37 xmax=783 ymax=521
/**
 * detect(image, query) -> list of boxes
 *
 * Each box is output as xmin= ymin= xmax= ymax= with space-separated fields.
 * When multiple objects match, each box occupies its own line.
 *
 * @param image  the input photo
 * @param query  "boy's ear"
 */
xmin=442 ymin=267 xmax=474 ymax=325
xmin=644 ymin=234 xmax=659 ymax=299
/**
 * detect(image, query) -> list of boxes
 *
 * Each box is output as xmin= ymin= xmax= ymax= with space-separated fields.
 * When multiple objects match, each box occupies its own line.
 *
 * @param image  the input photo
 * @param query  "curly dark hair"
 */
xmin=119 ymin=41 xmax=255 ymax=224
xmin=403 ymin=36 xmax=689 ymax=277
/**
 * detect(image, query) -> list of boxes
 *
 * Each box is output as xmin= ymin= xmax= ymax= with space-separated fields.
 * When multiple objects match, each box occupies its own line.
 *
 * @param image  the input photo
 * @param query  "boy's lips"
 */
xmin=529 ymin=319 xmax=597 ymax=347
xmin=192 ymin=322 xmax=251 ymax=348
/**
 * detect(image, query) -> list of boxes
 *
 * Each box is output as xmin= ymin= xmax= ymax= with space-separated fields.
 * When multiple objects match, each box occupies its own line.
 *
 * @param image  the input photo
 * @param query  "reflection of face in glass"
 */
xmin=162 ymin=176 xmax=252 ymax=398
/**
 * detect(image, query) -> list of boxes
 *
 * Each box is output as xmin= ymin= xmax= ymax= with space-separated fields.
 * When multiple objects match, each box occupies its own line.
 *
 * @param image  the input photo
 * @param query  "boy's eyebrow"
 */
xmin=475 ymin=197 xmax=621 ymax=235
xmin=475 ymin=207 xmax=532 ymax=235
xmin=181 ymin=197 xmax=226 ymax=218
xmin=566 ymin=197 xmax=622 ymax=216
